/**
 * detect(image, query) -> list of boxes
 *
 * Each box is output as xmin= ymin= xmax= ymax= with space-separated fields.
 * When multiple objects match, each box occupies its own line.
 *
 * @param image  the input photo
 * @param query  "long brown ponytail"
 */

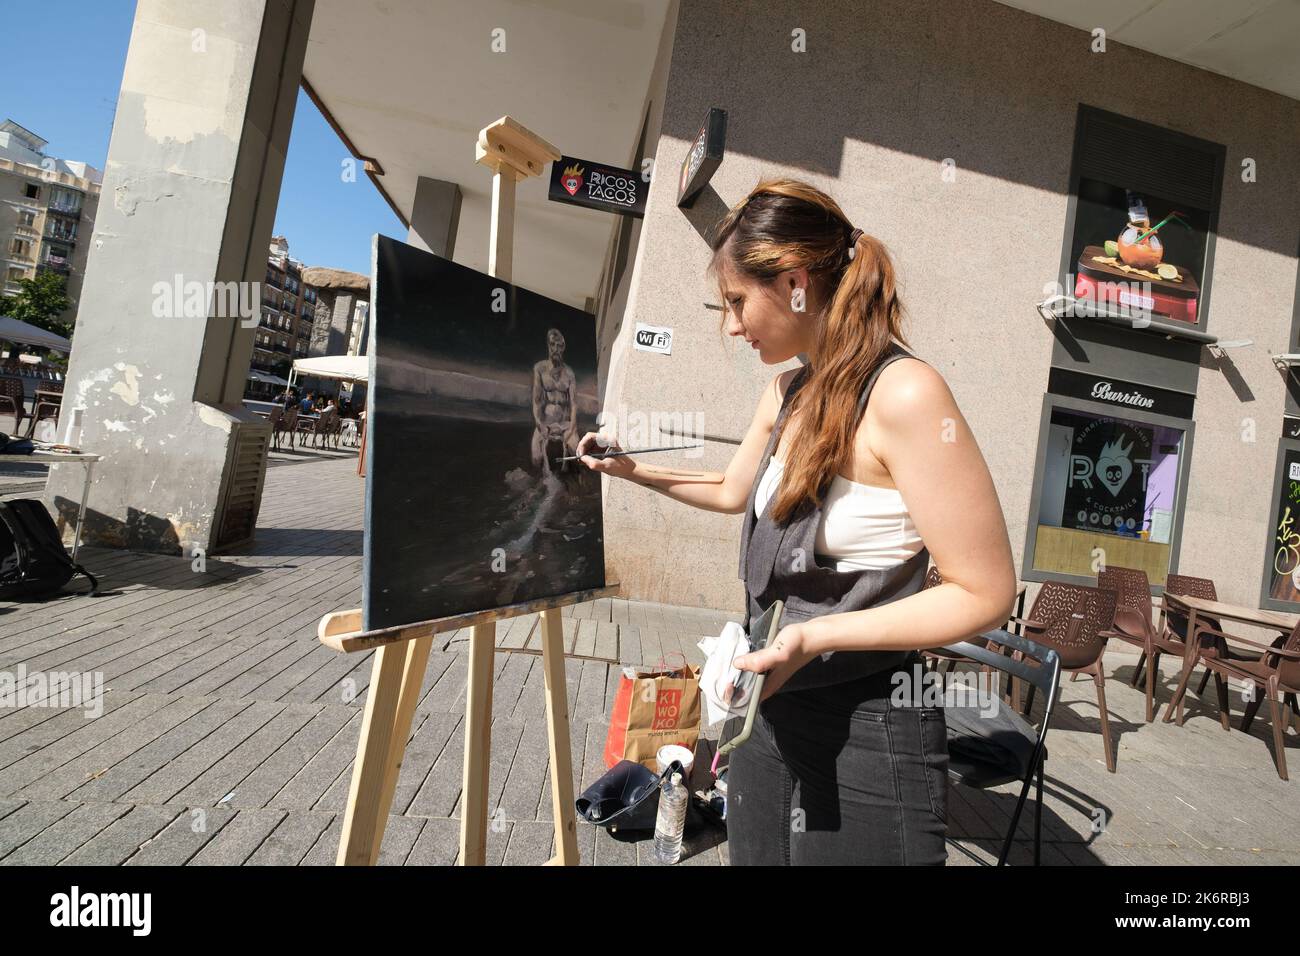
xmin=708 ymin=178 xmax=908 ymax=524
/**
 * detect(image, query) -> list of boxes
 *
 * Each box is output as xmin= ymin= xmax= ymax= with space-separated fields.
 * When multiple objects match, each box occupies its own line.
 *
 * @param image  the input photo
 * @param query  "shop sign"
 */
xmin=1048 ymin=367 xmax=1194 ymax=419
xmin=548 ymin=156 xmax=646 ymax=218
xmin=677 ymin=107 xmax=727 ymax=208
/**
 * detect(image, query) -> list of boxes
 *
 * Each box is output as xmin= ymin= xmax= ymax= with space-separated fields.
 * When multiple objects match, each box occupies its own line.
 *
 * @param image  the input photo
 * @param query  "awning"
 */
xmin=0 ymin=315 xmax=72 ymax=353
xmin=301 ymin=1 xmax=675 ymax=311
xmin=247 ymin=369 xmax=290 ymax=386
xmin=290 ymin=354 xmax=368 ymax=382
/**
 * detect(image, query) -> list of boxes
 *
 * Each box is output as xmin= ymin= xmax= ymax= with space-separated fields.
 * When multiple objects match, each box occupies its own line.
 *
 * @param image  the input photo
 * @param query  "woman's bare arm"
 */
xmin=579 ymin=368 xmax=798 ymax=514
xmin=736 ymin=360 xmax=1018 ymax=693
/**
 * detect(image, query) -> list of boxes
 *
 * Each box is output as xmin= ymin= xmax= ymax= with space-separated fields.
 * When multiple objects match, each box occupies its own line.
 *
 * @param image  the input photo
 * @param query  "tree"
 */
xmin=5 ymin=272 xmax=72 ymax=340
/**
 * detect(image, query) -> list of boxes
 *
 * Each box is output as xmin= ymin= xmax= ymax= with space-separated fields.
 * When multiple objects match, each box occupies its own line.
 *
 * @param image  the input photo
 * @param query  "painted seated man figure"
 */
xmin=530 ymin=327 xmax=579 ymax=474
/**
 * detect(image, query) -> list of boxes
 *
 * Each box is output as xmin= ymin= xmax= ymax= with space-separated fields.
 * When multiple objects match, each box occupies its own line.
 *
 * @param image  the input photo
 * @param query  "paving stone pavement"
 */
xmin=1 ymin=453 xmax=1297 ymax=865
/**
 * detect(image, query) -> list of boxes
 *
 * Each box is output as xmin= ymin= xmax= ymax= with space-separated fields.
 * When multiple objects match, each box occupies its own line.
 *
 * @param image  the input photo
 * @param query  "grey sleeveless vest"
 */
xmin=738 ymin=342 xmax=931 ymax=694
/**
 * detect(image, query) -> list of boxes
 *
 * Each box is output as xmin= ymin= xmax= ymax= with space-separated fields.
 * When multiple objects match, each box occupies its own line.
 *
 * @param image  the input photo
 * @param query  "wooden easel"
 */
xmin=322 ymin=116 xmax=618 ymax=866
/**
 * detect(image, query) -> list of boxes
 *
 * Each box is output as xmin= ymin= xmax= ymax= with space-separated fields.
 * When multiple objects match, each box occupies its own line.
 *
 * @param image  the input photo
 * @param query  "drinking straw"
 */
xmin=1134 ymin=211 xmax=1190 ymax=244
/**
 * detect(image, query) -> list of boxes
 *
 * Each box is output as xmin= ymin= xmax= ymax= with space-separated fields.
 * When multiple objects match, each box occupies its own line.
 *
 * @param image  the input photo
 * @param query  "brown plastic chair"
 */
xmin=326 ymin=409 xmax=343 ymax=448
xmin=1163 ymin=573 xmax=1284 ymax=701
xmin=920 ymin=566 xmax=1008 ymax=686
xmin=920 ymin=566 xmax=1039 ymax=709
xmin=1164 ymin=618 xmax=1300 ymax=780
xmin=316 ymin=407 xmax=337 ymax=448
xmin=297 ymin=406 xmax=334 ymax=449
xmin=264 ymin=404 xmax=284 ymax=450
xmin=24 ymin=384 xmax=63 ymax=438
xmin=314 ymin=406 xmax=341 ymax=449
xmin=0 ymin=375 xmax=26 ymax=436
xmin=279 ymin=405 xmax=298 ymax=449
xmin=1014 ymin=582 xmax=1121 ymax=772
xmin=1097 ymin=566 xmax=1198 ymax=722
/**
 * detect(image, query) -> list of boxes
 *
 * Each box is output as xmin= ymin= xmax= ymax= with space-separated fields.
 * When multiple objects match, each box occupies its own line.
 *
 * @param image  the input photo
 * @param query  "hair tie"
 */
xmin=846 ymin=227 xmax=864 ymax=260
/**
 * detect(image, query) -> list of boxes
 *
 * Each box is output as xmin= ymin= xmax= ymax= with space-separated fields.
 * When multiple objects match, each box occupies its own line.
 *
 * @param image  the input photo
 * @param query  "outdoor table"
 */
xmin=242 ymin=399 xmax=280 ymax=417
xmin=296 ymin=413 xmax=321 ymax=438
xmin=0 ymin=450 xmax=102 ymax=562
xmin=1159 ymin=593 xmax=1298 ymax=725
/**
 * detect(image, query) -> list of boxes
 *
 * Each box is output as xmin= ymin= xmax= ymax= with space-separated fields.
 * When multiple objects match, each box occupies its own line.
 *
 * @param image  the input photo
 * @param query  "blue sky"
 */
xmin=3 ymin=0 xmax=401 ymax=276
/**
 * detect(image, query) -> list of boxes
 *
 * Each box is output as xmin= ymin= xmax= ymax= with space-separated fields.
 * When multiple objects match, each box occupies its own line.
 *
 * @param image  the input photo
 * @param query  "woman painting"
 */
xmin=578 ymin=179 xmax=1016 ymax=865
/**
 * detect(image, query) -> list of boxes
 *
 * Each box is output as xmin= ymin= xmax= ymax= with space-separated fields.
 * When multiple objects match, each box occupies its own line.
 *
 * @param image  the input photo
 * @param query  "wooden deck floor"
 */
xmin=1 ymin=450 xmax=1298 ymax=865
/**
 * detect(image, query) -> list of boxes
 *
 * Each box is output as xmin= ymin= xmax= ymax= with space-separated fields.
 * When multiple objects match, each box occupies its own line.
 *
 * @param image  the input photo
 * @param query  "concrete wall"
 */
xmin=593 ymin=1 xmax=679 ymax=388
xmin=308 ymin=288 xmax=362 ymax=358
xmin=604 ymin=0 xmax=1300 ymax=612
xmin=46 ymin=0 xmax=314 ymax=554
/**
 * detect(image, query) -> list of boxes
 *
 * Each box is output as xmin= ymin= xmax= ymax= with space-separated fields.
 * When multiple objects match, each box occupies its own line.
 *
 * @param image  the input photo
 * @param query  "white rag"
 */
xmin=697 ymin=621 xmax=753 ymax=727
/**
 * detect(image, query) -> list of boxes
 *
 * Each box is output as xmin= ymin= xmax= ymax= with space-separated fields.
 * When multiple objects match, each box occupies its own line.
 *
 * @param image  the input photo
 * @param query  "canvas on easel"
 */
xmin=324 ymin=115 xmax=616 ymax=868
xmin=364 ymin=235 xmax=606 ymax=630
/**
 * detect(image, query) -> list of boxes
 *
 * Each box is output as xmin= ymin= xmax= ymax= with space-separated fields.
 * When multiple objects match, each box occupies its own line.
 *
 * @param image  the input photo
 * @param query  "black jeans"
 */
xmin=726 ymin=655 xmax=948 ymax=865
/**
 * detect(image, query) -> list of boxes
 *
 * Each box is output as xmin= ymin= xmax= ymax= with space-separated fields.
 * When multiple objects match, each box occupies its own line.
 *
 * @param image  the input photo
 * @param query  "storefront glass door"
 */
xmin=1030 ymin=404 xmax=1187 ymax=586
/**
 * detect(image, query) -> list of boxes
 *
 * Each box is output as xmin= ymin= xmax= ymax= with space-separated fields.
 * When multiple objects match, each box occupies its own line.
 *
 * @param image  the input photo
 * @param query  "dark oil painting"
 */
xmin=364 ymin=235 xmax=605 ymax=630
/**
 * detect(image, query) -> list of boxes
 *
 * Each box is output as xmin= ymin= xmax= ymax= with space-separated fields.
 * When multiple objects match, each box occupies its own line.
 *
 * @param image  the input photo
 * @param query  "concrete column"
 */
xmin=303 ymin=269 xmax=369 ymax=358
xmin=309 ymin=289 xmax=361 ymax=357
xmin=406 ymin=176 xmax=461 ymax=259
xmin=46 ymin=0 xmax=314 ymax=554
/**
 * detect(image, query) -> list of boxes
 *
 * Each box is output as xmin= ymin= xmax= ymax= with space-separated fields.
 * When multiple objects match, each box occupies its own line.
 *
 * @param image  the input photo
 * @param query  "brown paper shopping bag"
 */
xmin=603 ymin=659 xmax=701 ymax=770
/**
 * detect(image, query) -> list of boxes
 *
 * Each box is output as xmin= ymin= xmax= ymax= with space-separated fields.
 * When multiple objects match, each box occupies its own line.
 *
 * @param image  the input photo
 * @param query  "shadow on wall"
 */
xmin=51 ymin=498 xmax=185 ymax=555
xmin=662 ymin=0 xmax=1299 ymax=259
xmin=680 ymin=184 xmax=730 ymax=245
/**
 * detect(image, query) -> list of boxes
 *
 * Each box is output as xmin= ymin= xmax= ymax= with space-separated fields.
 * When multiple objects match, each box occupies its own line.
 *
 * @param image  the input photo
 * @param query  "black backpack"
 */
xmin=0 ymin=499 xmax=98 ymax=600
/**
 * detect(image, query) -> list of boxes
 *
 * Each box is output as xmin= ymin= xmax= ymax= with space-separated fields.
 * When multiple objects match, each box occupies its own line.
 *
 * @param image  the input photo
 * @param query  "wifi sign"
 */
xmin=633 ymin=322 xmax=673 ymax=355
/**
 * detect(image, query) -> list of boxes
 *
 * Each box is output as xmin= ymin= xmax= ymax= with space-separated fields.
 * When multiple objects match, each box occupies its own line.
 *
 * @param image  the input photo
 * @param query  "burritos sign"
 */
xmin=548 ymin=156 xmax=646 ymax=218
xmin=677 ymin=107 xmax=727 ymax=208
xmin=1047 ymin=367 xmax=1194 ymax=420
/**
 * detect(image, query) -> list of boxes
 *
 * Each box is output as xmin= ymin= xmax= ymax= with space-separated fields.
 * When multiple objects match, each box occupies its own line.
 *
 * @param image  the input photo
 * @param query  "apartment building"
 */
xmin=250 ymin=235 xmax=320 ymax=386
xmin=0 ymin=119 xmax=101 ymax=325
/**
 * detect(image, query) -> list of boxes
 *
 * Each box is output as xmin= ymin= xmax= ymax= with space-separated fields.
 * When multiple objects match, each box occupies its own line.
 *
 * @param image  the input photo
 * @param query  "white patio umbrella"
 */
xmin=0 ymin=315 xmax=72 ymax=353
xmin=247 ymin=369 xmax=290 ymax=386
xmin=288 ymin=354 xmax=368 ymax=385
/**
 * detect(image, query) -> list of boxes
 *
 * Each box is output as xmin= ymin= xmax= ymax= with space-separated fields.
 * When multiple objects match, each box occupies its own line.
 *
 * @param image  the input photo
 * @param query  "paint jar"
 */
xmin=62 ymin=406 xmax=84 ymax=448
xmin=656 ymin=744 xmax=695 ymax=778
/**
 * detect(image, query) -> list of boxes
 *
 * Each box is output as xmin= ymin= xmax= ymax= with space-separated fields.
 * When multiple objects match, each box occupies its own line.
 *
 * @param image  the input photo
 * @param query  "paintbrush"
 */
xmin=554 ymin=443 xmax=703 ymax=462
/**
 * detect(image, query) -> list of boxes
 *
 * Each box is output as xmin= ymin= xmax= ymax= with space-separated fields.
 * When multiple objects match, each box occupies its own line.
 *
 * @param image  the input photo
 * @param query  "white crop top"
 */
xmin=753 ymin=455 xmax=924 ymax=571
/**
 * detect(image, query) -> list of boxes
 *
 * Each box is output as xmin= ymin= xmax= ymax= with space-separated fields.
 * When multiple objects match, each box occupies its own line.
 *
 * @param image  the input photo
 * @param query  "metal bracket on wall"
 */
xmin=1036 ymin=295 xmax=1219 ymax=346
xmin=1270 ymin=354 xmax=1300 ymax=385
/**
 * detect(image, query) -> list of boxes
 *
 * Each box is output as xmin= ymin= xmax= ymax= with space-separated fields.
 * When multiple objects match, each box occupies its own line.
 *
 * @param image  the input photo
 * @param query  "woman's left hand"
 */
xmin=733 ymin=623 xmax=813 ymax=700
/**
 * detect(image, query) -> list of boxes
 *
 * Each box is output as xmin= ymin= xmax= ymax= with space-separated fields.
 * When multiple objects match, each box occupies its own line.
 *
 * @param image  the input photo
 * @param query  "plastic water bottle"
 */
xmin=653 ymin=772 xmax=687 ymax=864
